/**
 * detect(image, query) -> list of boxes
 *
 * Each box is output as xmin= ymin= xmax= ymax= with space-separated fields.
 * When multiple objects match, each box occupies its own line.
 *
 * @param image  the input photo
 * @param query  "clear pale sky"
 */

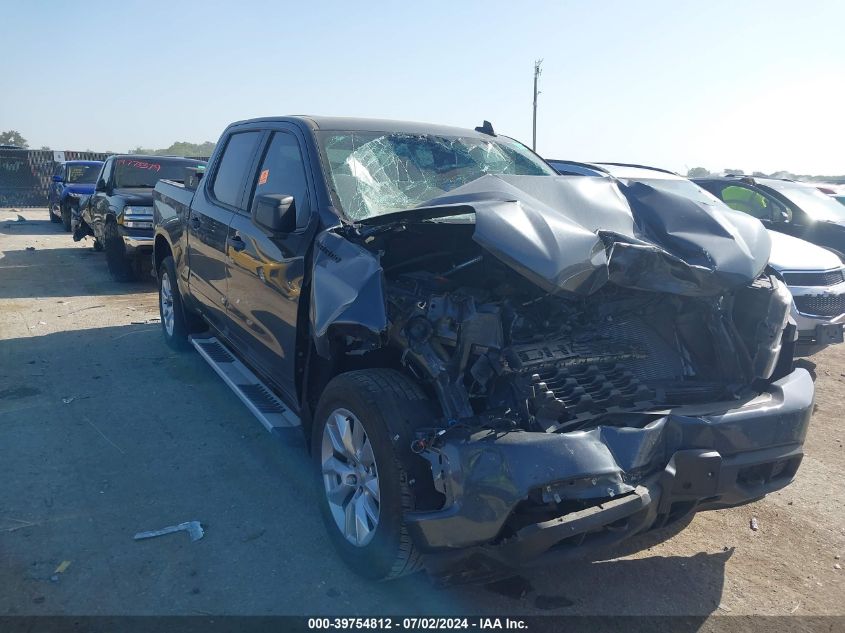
xmin=2 ymin=0 xmax=843 ymax=174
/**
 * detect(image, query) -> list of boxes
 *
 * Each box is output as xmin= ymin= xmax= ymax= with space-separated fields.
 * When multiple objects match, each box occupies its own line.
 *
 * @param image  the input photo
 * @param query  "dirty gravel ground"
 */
xmin=1 ymin=207 xmax=843 ymax=618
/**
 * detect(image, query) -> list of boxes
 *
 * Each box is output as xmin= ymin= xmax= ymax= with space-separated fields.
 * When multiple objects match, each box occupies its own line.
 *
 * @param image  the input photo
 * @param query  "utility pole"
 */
xmin=532 ymin=59 xmax=543 ymax=151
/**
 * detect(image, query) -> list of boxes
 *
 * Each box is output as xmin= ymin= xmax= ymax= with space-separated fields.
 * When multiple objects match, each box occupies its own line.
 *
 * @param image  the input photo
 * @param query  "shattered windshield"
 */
xmin=316 ymin=131 xmax=555 ymax=220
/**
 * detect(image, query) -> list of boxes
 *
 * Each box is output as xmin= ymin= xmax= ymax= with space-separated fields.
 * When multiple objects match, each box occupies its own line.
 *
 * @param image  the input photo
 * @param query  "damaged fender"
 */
xmin=310 ymin=231 xmax=388 ymax=358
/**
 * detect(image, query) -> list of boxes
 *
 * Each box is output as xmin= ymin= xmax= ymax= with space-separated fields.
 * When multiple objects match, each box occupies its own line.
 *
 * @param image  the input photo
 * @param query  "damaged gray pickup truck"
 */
xmin=152 ymin=116 xmax=814 ymax=583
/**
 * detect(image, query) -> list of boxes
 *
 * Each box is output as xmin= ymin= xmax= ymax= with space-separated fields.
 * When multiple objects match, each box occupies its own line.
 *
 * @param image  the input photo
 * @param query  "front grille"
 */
xmin=782 ymin=269 xmax=845 ymax=287
xmin=794 ymin=294 xmax=845 ymax=316
xmin=536 ymin=362 xmax=654 ymax=414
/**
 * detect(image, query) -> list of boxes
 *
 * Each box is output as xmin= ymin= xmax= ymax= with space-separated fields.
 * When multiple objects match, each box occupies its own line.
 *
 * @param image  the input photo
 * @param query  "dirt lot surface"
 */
xmin=1 ymin=207 xmax=843 ymax=618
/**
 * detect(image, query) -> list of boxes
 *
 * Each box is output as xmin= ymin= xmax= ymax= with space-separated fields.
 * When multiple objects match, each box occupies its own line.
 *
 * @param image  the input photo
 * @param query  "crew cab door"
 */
xmin=186 ymin=131 xmax=262 ymax=329
xmin=225 ymin=129 xmax=317 ymax=400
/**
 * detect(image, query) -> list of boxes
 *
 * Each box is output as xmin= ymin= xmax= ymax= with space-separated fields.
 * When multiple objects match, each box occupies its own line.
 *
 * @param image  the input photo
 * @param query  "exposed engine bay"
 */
xmin=366 ymin=221 xmax=793 ymax=438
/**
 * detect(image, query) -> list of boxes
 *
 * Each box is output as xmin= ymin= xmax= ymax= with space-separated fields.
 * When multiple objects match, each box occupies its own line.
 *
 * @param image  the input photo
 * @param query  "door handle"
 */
xmin=189 ymin=216 xmax=201 ymax=229
xmin=227 ymin=235 xmax=246 ymax=252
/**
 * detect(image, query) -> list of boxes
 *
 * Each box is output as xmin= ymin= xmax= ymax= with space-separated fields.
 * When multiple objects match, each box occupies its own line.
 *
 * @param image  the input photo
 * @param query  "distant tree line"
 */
xmin=129 ymin=141 xmax=216 ymax=157
xmin=0 ymin=130 xmax=28 ymax=147
xmin=687 ymin=166 xmax=845 ymax=183
xmin=0 ymin=131 xmax=215 ymax=158
xmin=2 ymin=129 xmax=840 ymax=181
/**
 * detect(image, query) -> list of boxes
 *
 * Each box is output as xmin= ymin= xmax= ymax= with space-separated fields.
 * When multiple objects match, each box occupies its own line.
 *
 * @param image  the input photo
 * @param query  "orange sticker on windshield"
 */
xmin=258 ymin=169 xmax=269 ymax=185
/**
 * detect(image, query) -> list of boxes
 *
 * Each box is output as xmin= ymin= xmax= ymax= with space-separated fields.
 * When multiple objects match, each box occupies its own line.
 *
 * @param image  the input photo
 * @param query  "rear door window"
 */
xmin=211 ymin=131 xmax=262 ymax=209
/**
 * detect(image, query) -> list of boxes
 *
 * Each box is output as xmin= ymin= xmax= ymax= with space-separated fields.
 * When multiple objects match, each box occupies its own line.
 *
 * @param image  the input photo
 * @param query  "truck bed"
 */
xmin=153 ymin=179 xmax=196 ymax=222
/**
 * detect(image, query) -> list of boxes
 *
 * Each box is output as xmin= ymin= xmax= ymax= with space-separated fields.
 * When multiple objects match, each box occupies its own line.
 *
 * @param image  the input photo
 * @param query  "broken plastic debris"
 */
xmin=750 ymin=517 xmax=759 ymax=531
xmin=54 ymin=560 xmax=71 ymax=574
xmin=62 ymin=397 xmax=74 ymax=404
xmin=134 ymin=521 xmax=204 ymax=542
xmin=26 ymin=246 xmax=35 ymax=251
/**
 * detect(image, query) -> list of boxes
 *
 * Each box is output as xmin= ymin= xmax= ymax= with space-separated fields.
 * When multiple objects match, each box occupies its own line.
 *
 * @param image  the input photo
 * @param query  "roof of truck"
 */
xmin=108 ymin=154 xmax=205 ymax=162
xmin=231 ymin=115 xmax=496 ymax=138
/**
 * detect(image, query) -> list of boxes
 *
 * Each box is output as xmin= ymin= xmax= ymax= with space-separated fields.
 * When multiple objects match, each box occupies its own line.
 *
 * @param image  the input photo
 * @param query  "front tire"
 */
xmin=48 ymin=204 xmax=61 ymax=223
xmin=312 ymin=369 xmax=429 ymax=581
xmin=158 ymin=255 xmax=191 ymax=351
xmin=104 ymin=220 xmax=135 ymax=282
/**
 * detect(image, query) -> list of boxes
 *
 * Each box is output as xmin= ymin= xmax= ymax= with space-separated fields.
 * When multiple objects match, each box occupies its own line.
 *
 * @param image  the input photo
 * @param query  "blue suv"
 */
xmin=48 ymin=160 xmax=103 ymax=231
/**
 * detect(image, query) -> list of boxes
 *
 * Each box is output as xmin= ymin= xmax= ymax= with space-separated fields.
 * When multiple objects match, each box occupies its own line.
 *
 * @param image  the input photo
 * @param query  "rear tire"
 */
xmin=104 ymin=220 xmax=135 ymax=282
xmin=312 ymin=369 xmax=429 ymax=581
xmin=157 ymin=256 xmax=191 ymax=351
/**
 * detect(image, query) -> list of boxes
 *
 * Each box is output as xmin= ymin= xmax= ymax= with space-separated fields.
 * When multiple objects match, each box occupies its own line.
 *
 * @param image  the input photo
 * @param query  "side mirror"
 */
xmin=52 ymin=175 xmax=62 ymax=183
xmin=253 ymin=194 xmax=296 ymax=233
xmin=95 ymin=179 xmax=107 ymax=192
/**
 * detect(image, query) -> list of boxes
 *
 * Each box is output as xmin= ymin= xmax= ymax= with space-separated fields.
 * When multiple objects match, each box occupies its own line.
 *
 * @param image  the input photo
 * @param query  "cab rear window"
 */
xmin=113 ymin=158 xmax=204 ymax=188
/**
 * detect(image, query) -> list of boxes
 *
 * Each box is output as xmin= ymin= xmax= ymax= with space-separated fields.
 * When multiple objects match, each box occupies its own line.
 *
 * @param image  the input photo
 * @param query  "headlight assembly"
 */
xmin=119 ymin=205 xmax=154 ymax=229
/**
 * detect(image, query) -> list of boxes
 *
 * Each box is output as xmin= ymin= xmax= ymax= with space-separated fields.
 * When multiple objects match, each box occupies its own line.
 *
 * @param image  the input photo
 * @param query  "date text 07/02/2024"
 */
xmin=307 ymin=617 xmax=528 ymax=630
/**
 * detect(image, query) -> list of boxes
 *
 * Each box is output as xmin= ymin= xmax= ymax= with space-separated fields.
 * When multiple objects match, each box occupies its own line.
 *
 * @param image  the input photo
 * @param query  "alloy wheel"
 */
xmin=160 ymin=271 xmax=175 ymax=337
xmin=321 ymin=408 xmax=381 ymax=547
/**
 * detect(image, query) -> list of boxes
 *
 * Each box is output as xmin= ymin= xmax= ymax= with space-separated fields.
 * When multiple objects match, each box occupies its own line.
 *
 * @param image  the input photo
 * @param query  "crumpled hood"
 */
xmin=419 ymin=174 xmax=772 ymax=296
xmin=766 ymin=230 xmax=843 ymax=272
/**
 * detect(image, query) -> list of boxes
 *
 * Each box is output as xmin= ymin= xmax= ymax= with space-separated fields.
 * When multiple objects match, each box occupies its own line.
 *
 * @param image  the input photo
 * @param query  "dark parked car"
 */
xmin=77 ymin=155 xmax=205 ymax=280
xmin=694 ymin=175 xmax=845 ymax=258
xmin=47 ymin=160 xmax=103 ymax=231
xmin=153 ymin=117 xmax=812 ymax=582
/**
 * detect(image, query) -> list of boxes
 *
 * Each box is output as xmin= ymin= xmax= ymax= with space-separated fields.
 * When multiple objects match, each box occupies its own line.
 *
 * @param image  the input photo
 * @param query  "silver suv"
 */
xmin=547 ymin=160 xmax=845 ymax=354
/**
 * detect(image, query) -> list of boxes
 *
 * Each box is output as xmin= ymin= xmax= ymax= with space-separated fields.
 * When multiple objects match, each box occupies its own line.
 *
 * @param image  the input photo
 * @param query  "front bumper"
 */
xmin=118 ymin=226 xmax=155 ymax=253
xmin=407 ymin=368 xmax=814 ymax=572
xmin=787 ymin=280 xmax=845 ymax=350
